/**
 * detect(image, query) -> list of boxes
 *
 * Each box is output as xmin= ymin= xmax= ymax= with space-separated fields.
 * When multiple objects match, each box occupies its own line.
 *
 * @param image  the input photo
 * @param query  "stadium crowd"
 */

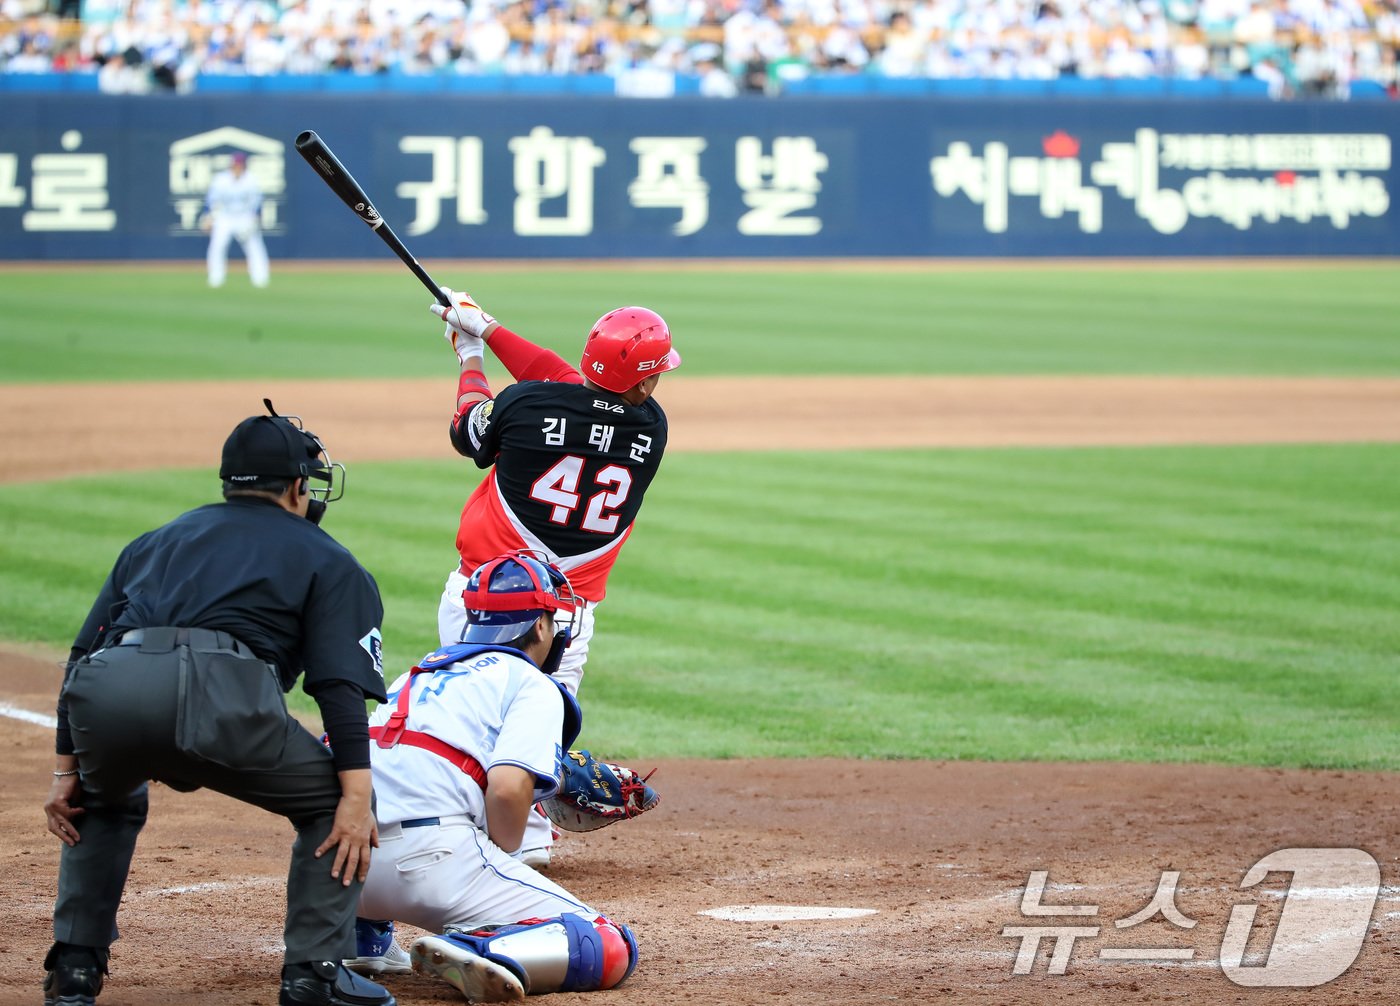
xmin=1 ymin=0 xmax=1397 ymax=97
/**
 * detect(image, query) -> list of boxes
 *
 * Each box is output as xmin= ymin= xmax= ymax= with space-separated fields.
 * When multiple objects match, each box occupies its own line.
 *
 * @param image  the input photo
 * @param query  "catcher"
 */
xmin=345 ymin=551 xmax=657 ymax=1002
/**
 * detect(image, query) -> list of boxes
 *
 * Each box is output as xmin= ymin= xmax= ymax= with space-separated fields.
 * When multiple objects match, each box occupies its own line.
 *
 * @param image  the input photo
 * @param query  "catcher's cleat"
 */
xmin=517 ymin=846 xmax=551 ymax=870
xmin=42 ymin=943 xmax=105 ymax=1006
xmin=345 ymin=920 xmax=412 ymax=976
xmin=410 ymin=936 xmax=526 ymax=1003
xmin=419 ymin=914 xmax=635 ymax=997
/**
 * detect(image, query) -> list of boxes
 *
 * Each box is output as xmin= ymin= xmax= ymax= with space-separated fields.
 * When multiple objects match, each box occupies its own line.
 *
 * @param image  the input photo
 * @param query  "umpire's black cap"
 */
xmin=219 ymin=410 xmax=329 ymax=483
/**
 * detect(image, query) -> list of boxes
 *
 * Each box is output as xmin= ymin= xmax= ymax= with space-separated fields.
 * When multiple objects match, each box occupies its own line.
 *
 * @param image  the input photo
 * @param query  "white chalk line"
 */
xmin=0 ymin=702 xmax=57 ymax=728
xmin=133 ymin=877 xmax=283 ymax=899
xmin=709 ymin=879 xmax=1397 ymax=973
xmin=996 ymin=883 xmax=1400 ymax=902
xmin=702 ymin=905 xmax=879 ymax=922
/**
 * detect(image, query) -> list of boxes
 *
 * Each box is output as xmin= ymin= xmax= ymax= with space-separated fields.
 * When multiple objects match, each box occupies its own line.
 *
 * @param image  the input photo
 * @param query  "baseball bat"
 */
xmin=294 ymin=129 xmax=451 ymax=307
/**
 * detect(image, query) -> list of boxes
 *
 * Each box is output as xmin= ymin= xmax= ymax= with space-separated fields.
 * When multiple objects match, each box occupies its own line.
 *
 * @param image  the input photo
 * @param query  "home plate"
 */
xmin=701 ymin=905 xmax=878 ymax=922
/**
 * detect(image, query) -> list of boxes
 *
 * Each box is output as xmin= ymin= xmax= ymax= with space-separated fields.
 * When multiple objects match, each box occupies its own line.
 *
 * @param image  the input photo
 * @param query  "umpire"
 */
xmin=42 ymin=402 xmax=395 ymax=1006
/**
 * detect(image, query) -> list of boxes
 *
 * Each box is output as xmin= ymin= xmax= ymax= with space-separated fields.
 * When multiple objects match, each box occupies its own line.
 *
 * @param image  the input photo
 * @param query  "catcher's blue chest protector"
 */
xmin=418 ymin=642 xmax=582 ymax=750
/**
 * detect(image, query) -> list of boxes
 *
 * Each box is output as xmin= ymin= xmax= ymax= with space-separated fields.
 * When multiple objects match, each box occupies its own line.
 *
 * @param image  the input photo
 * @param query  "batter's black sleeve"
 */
xmin=451 ymin=389 xmax=511 ymax=469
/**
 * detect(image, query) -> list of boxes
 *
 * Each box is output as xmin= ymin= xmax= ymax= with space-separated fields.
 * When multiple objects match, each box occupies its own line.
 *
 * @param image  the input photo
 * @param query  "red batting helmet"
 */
xmin=579 ymin=307 xmax=681 ymax=394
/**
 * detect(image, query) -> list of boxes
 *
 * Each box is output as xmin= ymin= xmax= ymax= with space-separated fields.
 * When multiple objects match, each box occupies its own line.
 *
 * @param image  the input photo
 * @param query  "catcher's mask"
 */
xmin=220 ymin=399 xmax=346 ymax=522
xmin=460 ymin=550 xmax=579 ymax=673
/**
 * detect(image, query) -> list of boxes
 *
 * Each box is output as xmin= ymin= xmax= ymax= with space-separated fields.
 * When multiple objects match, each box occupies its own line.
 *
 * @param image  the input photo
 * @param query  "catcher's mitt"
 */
xmin=541 ymin=749 xmax=660 ymax=833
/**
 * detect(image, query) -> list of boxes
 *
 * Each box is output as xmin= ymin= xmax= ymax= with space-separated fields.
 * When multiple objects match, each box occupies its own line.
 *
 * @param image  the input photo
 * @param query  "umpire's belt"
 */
xmin=114 ymin=626 xmax=254 ymax=657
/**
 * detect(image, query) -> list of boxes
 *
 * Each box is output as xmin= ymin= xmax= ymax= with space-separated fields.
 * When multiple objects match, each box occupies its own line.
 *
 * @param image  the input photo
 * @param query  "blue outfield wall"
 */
xmin=0 ymin=93 xmax=1396 ymax=260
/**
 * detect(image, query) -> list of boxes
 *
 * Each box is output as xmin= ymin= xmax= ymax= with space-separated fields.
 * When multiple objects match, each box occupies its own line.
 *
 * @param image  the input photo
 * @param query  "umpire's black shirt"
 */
xmin=59 ymin=496 xmax=387 ymax=764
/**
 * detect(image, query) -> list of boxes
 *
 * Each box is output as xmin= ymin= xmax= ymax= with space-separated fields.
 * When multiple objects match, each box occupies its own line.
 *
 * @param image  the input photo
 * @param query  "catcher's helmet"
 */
xmin=219 ymin=399 xmax=344 ymax=503
xmin=461 ymin=550 xmax=579 ymax=648
xmin=579 ymin=307 xmax=681 ymax=394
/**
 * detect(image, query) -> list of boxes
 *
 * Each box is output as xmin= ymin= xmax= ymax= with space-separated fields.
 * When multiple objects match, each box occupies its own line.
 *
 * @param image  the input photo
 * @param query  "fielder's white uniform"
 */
xmin=438 ymin=582 xmax=595 ymax=858
xmin=204 ymin=167 xmax=269 ymax=289
xmin=357 ymin=645 xmax=596 ymax=931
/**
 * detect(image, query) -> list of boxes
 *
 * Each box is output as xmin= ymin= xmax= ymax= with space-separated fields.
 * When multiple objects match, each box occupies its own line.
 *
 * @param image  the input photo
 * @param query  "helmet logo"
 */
xmin=636 ymin=354 xmax=671 ymax=373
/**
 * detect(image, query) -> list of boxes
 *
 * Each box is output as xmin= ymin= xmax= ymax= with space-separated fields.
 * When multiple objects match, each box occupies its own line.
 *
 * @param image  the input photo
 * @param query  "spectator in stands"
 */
xmin=8 ymin=36 xmax=50 ymax=71
xmin=97 ymin=44 xmax=149 ymax=93
xmin=2 ymin=0 xmax=1398 ymax=97
xmin=876 ymin=10 xmax=928 ymax=76
xmin=696 ymin=52 xmax=739 ymax=93
xmin=818 ymin=19 xmax=869 ymax=70
xmin=466 ymin=7 xmax=512 ymax=71
xmin=1172 ymin=24 xmax=1213 ymax=76
xmin=244 ymin=21 xmax=287 ymax=76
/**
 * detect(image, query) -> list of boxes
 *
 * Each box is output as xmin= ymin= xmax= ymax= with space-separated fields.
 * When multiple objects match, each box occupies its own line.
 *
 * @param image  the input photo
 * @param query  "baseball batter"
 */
xmin=346 ymin=551 xmax=638 ymax=1003
xmin=431 ymin=289 xmax=680 ymax=693
xmin=202 ymin=151 xmax=269 ymax=289
xmin=430 ymin=289 xmax=679 ymax=864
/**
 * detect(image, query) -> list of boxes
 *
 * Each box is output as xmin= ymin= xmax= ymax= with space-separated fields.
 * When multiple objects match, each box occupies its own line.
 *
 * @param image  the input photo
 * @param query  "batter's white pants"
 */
xmin=207 ymin=217 xmax=269 ymax=288
xmin=438 ymin=565 xmax=598 ymax=858
xmin=356 ymin=815 xmax=595 ymax=932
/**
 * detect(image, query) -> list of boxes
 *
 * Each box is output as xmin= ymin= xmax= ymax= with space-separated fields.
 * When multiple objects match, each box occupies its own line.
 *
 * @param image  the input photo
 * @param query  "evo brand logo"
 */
xmin=636 ymin=354 xmax=671 ymax=373
xmin=592 ymin=400 xmax=624 ymax=413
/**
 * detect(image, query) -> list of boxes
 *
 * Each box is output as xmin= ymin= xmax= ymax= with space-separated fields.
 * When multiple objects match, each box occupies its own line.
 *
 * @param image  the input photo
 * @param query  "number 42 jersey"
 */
xmin=451 ymin=379 xmax=669 ymax=603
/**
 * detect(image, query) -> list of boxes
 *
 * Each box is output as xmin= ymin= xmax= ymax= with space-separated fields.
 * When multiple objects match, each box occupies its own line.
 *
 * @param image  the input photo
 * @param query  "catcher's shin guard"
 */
xmin=411 ymin=914 xmax=636 ymax=1001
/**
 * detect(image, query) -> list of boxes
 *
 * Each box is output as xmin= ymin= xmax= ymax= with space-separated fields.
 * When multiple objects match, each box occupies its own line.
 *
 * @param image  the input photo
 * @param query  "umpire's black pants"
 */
xmin=53 ymin=627 xmax=360 ymax=965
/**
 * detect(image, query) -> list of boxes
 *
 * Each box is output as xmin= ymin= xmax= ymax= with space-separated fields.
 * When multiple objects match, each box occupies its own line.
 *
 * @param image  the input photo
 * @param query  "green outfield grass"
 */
xmin=3 ymin=444 xmax=1396 ymax=768
xmin=2 ymin=263 xmax=1400 ymax=379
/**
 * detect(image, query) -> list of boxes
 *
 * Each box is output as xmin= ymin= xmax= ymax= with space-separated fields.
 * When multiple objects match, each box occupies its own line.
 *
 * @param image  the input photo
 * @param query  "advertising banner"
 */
xmin=1 ymin=95 xmax=1394 ymax=259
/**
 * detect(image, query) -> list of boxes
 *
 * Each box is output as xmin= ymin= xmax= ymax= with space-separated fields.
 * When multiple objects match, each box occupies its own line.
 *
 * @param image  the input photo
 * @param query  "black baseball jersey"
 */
xmin=71 ymin=495 xmax=386 ymax=699
xmin=450 ymin=380 xmax=668 ymax=600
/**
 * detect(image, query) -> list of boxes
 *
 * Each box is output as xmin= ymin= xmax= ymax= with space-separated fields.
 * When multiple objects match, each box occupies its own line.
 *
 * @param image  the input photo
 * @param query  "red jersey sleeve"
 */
xmin=488 ymin=325 xmax=584 ymax=385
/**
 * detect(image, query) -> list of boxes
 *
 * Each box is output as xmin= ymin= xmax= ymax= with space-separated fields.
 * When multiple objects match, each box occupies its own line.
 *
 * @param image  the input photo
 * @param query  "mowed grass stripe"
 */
xmin=3 ymin=264 xmax=1399 ymax=380
xmin=647 ymin=447 xmax=1399 ymax=620
xmin=590 ymin=444 xmax=1399 ymax=764
xmin=1 ymin=444 xmax=1395 ymax=767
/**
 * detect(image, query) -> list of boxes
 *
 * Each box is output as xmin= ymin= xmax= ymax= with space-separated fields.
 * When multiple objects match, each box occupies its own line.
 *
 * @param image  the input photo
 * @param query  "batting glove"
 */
xmin=432 ymin=287 xmax=496 ymax=365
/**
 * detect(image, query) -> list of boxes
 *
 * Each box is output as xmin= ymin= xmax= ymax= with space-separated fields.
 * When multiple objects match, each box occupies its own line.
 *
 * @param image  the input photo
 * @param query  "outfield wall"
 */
xmin=1 ymin=94 xmax=1396 ymax=260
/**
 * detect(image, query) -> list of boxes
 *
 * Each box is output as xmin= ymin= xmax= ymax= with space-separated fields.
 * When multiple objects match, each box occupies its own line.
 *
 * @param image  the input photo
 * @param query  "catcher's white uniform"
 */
xmin=204 ymin=166 xmax=269 ymax=288
xmin=356 ymin=645 xmax=595 ymax=931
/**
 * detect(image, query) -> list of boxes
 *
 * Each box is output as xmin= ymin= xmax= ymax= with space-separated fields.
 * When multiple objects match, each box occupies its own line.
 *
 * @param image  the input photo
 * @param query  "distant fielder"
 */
xmin=430 ymin=288 xmax=679 ymax=866
xmin=202 ymin=151 xmax=269 ymax=289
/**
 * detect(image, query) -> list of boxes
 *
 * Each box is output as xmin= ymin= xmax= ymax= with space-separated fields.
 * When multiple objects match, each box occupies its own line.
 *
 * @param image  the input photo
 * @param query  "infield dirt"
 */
xmin=2 ymin=375 xmax=1397 ymax=1005
xmin=3 ymin=375 xmax=1400 ymax=483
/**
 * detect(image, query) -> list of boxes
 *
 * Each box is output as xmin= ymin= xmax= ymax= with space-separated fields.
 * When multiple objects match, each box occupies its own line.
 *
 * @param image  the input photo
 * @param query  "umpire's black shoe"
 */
xmin=42 ymin=943 xmax=107 ymax=1006
xmin=279 ymin=960 xmax=396 ymax=1006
